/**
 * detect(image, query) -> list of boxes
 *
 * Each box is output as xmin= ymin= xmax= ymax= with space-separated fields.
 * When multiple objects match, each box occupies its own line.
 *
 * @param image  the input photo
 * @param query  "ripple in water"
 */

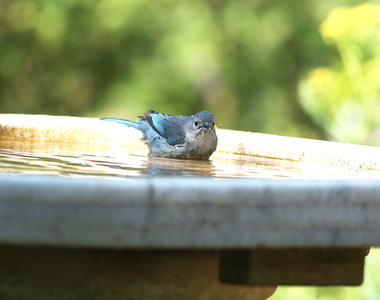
xmin=0 ymin=138 xmax=375 ymax=180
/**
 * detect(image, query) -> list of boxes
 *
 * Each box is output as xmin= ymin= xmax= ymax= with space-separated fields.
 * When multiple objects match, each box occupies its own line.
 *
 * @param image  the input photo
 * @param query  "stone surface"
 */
xmin=1 ymin=114 xmax=380 ymax=292
xmin=1 ymin=175 xmax=380 ymax=248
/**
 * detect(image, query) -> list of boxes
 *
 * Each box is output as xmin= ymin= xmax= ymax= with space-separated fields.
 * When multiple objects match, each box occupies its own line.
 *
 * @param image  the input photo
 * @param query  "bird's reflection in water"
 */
xmin=2 ymin=138 xmax=375 ymax=180
xmin=144 ymin=156 xmax=216 ymax=177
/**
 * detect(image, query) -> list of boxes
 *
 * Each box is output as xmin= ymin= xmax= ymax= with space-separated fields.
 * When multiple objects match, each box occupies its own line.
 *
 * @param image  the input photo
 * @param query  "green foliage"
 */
xmin=1 ymin=0 xmax=378 ymax=143
xmin=300 ymin=3 xmax=380 ymax=145
xmin=0 ymin=0 xmax=363 ymax=139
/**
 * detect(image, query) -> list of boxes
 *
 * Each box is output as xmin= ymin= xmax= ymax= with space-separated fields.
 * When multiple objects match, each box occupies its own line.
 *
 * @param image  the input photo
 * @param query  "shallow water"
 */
xmin=0 ymin=138 xmax=377 ymax=180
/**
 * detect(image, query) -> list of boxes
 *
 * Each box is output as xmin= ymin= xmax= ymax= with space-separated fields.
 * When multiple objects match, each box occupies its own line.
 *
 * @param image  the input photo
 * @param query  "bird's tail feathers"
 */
xmin=100 ymin=118 xmax=139 ymax=129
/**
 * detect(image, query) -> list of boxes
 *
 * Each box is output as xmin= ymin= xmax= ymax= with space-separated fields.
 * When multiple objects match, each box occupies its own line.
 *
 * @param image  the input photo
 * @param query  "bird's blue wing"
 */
xmin=161 ymin=116 xmax=187 ymax=145
xmin=145 ymin=111 xmax=186 ymax=146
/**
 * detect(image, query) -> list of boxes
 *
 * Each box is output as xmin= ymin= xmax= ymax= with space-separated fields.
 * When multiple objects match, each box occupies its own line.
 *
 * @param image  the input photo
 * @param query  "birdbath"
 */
xmin=1 ymin=114 xmax=380 ymax=299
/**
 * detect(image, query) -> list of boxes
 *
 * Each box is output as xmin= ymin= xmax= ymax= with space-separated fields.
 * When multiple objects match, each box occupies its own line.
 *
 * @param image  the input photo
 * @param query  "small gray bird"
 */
xmin=101 ymin=110 xmax=218 ymax=159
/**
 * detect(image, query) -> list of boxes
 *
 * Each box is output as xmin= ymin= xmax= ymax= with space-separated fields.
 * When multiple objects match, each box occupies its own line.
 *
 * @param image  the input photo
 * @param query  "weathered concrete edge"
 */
xmin=1 ymin=114 xmax=379 ymax=170
xmin=1 ymin=175 xmax=380 ymax=248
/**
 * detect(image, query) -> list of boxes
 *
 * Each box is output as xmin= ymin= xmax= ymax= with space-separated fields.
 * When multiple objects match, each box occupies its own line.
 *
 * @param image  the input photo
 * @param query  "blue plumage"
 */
xmin=100 ymin=118 xmax=139 ymax=129
xmin=101 ymin=110 xmax=218 ymax=159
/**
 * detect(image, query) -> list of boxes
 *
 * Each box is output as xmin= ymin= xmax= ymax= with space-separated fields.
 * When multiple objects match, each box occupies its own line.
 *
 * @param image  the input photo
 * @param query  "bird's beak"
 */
xmin=200 ymin=122 xmax=210 ymax=130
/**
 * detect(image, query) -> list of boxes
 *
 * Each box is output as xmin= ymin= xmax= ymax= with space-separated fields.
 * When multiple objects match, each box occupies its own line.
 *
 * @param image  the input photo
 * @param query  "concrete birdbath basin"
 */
xmin=1 ymin=114 xmax=380 ymax=299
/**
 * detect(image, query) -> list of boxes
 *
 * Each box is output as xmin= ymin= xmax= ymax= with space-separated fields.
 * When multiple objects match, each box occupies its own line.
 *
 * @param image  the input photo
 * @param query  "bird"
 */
xmin=100 ymin=110 xmax=218 ymax=159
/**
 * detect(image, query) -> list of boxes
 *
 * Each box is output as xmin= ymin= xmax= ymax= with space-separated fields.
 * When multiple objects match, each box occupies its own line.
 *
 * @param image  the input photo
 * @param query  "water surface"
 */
xmin=0 ymin=138 xmax=377 ymax=180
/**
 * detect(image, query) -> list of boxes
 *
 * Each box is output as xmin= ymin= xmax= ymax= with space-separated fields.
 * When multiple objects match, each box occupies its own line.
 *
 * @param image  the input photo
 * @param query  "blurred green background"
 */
xmin=1 ymin=0 xmax=380 ymax=298
xmin=1 ymin=0 xmax=380 ymax=145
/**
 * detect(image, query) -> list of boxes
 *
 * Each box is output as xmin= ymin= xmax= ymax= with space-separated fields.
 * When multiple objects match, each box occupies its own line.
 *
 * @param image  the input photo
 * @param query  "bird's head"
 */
xmin=192 ymin=111 xmax=215 ymax=132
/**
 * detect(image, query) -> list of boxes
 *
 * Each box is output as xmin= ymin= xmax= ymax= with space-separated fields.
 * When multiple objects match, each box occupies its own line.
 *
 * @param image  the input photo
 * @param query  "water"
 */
xmin=0 ymin=138 xmax=377 ymax=180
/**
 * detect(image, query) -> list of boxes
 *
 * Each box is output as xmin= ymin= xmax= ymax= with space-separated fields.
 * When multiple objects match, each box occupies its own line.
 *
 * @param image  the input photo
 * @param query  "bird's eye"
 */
xmin=195 ymin=121 xmax=199 ymax=127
